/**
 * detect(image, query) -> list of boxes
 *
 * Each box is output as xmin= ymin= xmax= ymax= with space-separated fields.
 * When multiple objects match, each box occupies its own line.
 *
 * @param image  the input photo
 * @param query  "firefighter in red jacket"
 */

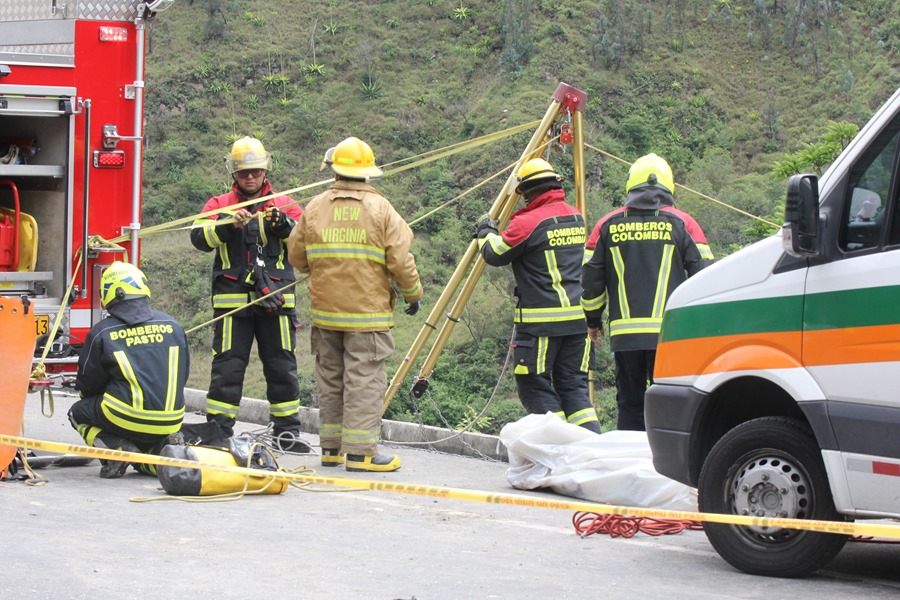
xmin=68 ymin=262 xmax=189 ymax=478
xmin=288 ymin=137 xmax=423 ymax=472
xmin=475 ymin=158 xmax=601 ymax=434
xmin=190 ymin=136 xmax=307 ymax=451
xmin=582 ymin=154 xmax=714 ymax=431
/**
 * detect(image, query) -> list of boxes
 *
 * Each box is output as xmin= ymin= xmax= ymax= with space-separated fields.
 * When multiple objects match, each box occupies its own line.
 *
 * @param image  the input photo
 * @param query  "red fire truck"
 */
xmin=0 ymin=0 xmax=175 ymax=385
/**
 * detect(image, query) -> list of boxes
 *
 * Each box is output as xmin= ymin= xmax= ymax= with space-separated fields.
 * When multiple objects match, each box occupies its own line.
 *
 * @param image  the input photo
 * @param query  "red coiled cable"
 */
xmin=572 ymin=511 xmax=704 ymax=538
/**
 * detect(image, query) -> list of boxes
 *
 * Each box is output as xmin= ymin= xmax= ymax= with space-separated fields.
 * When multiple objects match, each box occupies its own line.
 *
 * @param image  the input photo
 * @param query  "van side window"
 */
xmin=839 ymin=115 xmax=900 ymax=252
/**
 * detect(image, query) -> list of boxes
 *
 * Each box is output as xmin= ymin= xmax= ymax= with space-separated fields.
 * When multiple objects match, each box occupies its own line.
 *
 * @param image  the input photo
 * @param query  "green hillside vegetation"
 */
xmin=140 ymin=0 xmax=899 ymax=433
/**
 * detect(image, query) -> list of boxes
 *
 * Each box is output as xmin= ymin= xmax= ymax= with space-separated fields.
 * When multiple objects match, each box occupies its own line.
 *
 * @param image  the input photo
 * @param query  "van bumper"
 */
xmin=645 ymin=383 xmax=708 ymax=488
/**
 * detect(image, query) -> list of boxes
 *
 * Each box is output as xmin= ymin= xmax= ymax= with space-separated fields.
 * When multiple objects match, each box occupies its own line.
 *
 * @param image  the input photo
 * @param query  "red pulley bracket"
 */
xmin=551 ymin=82 xmax=588 ymax=114
xmin=559 ymin=124 xmax=573 ymax=145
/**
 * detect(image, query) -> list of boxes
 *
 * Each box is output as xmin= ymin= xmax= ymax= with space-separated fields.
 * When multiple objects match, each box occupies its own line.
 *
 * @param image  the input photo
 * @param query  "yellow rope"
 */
xmin=29 ymin=235 xmax=130 ymax=397
xmin=584 ymin=142 xmax=780 ymax=230
xmin=408 ymin=135 xmax=559 ymax=227
xmin=114 ymin=120 xmax=545 ymax=244
xmin=183 ymin=275 xmax=308 ymax=335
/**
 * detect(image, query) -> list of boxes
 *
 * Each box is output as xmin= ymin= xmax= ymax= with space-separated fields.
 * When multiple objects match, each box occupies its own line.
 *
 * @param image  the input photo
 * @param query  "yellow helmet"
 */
xmin=515 ymin=158 xmax=562 ymax=194
xmin=100 ymin=261 xmax=151 ymax=308
xmin=320 ymin=146 xmax=336 ymax=171
xmin=225 ymin=136 xmax=272 ymax=174
xmin=330 ymin=137 xmax=383 ymax=181
xmin=626 ymin=153 xmax=674 ymax=194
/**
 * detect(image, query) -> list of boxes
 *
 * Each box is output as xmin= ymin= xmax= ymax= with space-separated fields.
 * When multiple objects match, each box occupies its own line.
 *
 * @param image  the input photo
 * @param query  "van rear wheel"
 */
xmin=698 ymin=416 xmax=849 ymax=577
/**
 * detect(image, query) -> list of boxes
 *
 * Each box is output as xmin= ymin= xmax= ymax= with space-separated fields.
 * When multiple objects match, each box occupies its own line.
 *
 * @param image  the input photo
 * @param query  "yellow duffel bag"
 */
xmin=157 ymin=437 xmax=287 ymax=496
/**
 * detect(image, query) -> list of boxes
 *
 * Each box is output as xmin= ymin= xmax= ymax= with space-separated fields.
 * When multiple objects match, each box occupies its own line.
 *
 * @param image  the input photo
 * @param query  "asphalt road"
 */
xmin=4 ymin=393 xmax=900 ymax=600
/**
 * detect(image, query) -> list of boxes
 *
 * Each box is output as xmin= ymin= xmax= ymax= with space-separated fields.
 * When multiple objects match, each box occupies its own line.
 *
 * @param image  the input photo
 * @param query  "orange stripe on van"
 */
xmin=655 ymin=331 xmax=803 ymax=379
xmin=803 ymin=324 xmax=900 ymax=366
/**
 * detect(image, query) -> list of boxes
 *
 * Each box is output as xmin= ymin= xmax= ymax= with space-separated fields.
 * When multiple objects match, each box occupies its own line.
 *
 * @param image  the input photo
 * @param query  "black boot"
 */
xmin=273 ymin=430 xmax=312 ymax=454
xmin=98 ymin=439 xmax=141 ymax=479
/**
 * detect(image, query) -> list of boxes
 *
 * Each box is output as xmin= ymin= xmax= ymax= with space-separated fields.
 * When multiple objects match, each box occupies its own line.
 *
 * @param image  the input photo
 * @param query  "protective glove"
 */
xmin=404 ymin=301 xmax=420 ymax=316
xmin=473 ymin=213 xmax=498 ymax=239
xmin=265 ymin=206 xmax=289 ymax=230
xmin=254 ymin=265 xmax=285 ymax=315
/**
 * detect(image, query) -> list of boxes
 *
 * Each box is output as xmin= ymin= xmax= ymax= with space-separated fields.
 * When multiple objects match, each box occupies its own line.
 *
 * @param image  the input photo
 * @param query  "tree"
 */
xmin=500 ymin=0 xmax=534 ymax=72
xmin=771 ymin=120 xmax=859 ymax=178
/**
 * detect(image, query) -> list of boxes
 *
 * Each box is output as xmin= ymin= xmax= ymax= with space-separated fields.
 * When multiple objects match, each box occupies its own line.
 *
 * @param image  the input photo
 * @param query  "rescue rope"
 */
xmin=104 ymin=120 xmax=545 ymax=243
xmin=572 ymin=511 xmax=900 ymax=544
xmin=29 ymin=235 xmax=129 ymax=398
xmin=389 ymin=323 xmax=515 ymax=454
xmin=0 ymin=144 xmax=19 ymax=165
xmin=573 ymin=511 xmax=703 ymax=538
xmin=408 ymin=136 xmax=559 ymax=227
xmin=9 ymin=448 xmax=48 ymax=486
xmin=182 ymin=274 xmax=307 ymax=335
xmin=183 ymin=135 xmax=560 ymax=337
xmin=28 ymin=248 xmax=84 ymax=414
xmin=583 ymin=142 xmax=781 ymax=230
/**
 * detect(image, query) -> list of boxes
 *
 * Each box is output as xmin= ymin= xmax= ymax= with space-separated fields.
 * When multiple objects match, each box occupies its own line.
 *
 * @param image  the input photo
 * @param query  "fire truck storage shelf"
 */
xmin=0 ymin=165 xmax=65 ymax=178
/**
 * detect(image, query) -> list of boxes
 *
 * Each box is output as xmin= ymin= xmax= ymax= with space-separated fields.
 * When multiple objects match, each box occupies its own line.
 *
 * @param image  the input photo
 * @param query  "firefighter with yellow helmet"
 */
xmin=288 ymin=137 xmax=423 ymax=472
xmin=475 ymin=157 xmax=601 ymax=434
xmin=190 ymin=136 xmax=308 ymax=451
xmin=68 ymin=261 xmax=190 ymax=478
xmin=582 ymin=153 xmax=714 ymax=431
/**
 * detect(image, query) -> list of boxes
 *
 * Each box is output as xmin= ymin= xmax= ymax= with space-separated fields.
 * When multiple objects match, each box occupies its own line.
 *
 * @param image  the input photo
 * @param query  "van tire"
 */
xmin=698 ymin=416 xmax=849 ymax=577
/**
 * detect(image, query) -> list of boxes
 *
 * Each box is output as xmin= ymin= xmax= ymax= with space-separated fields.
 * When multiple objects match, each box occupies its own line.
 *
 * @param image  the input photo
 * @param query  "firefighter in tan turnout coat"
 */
xmin=288 ymin=137 xmax=422 ymax=472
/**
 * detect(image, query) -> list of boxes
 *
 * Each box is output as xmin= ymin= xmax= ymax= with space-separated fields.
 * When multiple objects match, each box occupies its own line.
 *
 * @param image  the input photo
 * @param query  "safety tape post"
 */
xmin=3 ymin=433 xmax=899 ymax=540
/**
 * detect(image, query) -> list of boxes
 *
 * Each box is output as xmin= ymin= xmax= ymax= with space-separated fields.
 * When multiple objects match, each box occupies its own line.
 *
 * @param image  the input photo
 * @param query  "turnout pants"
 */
xmin=68 ymin=397 xmax=168 ymax=475
xmin=613 ymin=349 xmax=656 ymax=431
xmin=206 ymin=312 xmax=302 ymax=437
xmin=311 ymin=326 xmax=394 ymax=457
xmin=513 ymin=332 xmax=600 ymax=433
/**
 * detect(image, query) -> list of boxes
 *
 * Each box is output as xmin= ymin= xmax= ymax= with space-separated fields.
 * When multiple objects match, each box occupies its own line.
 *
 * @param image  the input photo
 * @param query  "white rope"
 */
xmin=0 ymin=144 xmax=20 ymax=165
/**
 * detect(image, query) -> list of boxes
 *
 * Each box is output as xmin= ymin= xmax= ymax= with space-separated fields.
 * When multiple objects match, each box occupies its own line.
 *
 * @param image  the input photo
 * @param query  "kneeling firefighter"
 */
xmin=68 ymin=262 xmax=190 ymax=478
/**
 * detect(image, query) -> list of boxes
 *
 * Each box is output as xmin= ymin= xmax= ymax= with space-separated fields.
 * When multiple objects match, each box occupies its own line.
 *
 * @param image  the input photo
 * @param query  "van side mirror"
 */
xmin=782 ymin=174 xmax=820 ymax=258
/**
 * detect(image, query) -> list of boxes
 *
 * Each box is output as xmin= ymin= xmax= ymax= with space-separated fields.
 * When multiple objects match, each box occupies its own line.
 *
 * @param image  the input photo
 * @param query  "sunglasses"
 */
xmin=235 ymin=169 xmax=266 ymax=178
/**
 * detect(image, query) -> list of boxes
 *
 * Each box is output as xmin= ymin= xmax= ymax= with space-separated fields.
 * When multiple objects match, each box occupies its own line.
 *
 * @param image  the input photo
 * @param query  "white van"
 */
xmin=645 ymin=86 xmax=900 ymax=577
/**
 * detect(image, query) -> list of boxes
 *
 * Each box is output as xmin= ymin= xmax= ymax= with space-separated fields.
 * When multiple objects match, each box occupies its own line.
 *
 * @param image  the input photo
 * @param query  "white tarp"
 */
xmin=499 ymin=413 xmax=698 ymax=512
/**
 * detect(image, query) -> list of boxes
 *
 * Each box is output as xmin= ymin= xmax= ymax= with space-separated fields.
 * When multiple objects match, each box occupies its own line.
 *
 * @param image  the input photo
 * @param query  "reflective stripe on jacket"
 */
xmin=75 ymin=310 xmax=189 ymax=436
xmin=287 ymin=180 xmax=422 ymax=332
xmin=478 ymin=188 xmax=587 ymax=337
xmin=582 ymin=189 xmax=712 ymax=352
xmin=190 ymin=181 xmax=301 ymax=313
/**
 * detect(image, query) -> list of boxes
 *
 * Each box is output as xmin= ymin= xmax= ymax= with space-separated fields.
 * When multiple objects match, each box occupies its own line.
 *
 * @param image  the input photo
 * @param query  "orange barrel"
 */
xmin=0 ymin=296 xmax=37 ymax=476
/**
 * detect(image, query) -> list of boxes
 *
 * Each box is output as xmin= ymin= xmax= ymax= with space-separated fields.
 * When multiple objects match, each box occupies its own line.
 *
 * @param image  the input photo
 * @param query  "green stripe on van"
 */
xmin=804 ymin=285 xmax=900 ymax=330
xmin=660 ymin=295 xmax=803 ymax=342
xmin=661 ymin=284 xmax=900 ymax=343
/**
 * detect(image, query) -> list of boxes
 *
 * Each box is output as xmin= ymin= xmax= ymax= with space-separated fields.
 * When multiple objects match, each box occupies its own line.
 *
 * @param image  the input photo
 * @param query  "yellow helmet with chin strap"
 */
xmin=100 ymin=261 xmax=151 ymax=308
xmin=626 ymin=153 xmax=674 ymax=194
xmin=515 ymin=158 xmax=563 ymax=194
xmin=226 ymin=136 xmax=272 ymax=174
xmin=330 ymin=137 xmax=383 ymax=181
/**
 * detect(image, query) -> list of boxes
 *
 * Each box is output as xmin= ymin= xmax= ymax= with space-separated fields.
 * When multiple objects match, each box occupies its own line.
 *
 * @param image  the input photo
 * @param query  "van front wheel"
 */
xmin=698 ymin=416 xmax=849 ymax=577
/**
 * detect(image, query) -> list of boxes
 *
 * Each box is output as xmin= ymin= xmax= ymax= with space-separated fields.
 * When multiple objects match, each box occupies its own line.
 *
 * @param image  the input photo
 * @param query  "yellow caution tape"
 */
xmin=4 ymin=433 xmax=900 ymax=539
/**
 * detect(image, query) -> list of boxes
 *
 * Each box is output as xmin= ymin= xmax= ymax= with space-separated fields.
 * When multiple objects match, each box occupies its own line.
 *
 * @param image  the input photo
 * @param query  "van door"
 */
xmin=801 ymin=107 xmax=900 ymax=514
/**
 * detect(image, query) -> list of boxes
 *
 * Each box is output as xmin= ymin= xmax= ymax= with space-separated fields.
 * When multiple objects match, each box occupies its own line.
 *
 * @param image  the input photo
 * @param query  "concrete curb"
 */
xmin=184 ymin=388 xmax=508 ymax=462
